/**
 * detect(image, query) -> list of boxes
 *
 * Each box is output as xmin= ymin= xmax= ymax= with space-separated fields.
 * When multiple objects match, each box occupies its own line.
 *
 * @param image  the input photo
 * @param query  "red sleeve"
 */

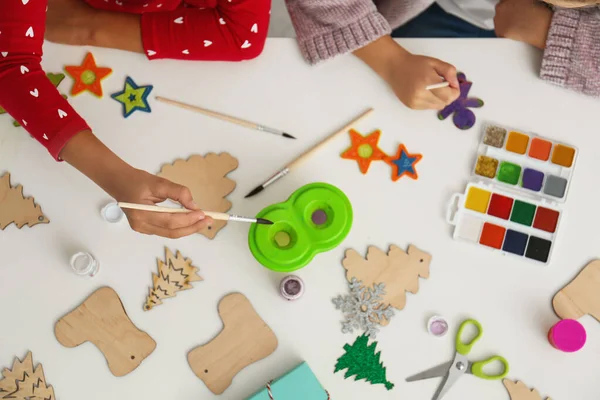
xmin=0 ymin=0 xmax=90 ymax=161
xmin=141 ymin=0 xmax=271 ymax=61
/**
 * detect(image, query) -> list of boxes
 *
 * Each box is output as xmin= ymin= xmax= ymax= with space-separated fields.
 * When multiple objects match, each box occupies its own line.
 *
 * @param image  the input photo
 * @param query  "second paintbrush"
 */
xmin=155 ymin=96 xmax=296 ymax=139
xmin=117 ymin=203 xmax=274 ymax=225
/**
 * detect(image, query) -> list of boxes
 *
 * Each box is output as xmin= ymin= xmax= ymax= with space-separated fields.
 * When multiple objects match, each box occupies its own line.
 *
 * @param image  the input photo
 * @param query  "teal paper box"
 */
xmin=246 ymin=362 xmax=328 ymax=400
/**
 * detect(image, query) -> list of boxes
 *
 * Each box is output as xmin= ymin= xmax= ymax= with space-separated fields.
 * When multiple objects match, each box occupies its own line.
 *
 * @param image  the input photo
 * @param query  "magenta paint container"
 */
xmin=548 ymin=319 xmax=586 ymax=353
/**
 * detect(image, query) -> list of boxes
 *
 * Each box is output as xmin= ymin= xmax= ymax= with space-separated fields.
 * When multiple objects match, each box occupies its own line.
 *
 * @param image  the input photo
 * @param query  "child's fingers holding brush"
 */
xmin=430 ymin=86 xmax=460 ymax=105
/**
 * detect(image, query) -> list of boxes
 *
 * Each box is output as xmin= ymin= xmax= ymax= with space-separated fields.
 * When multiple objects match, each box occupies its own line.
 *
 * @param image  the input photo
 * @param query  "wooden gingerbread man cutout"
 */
xmin=342 ymin=244 xmax=432 ymax=324
xmin=187 ymin=293 xmax=278 ymax=395
xmin=504 ymin=379 xmax=551 ymax=400
xmin=553 ymin=259 xmax=600 ymax=321
xmin=55 ymin=287 xmax=156 ymax=377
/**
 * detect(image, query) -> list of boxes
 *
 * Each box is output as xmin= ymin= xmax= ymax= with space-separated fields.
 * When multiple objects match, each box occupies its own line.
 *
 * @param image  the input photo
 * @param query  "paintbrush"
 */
xmin=117 ymin=202 xmax=273 ymax=225
xmin=245 ymin=108 xmax=374 ymax=198
xmin=425 ymin=81 xmax=450 ymax=90
xmin=155 ymin=96 xmax=296 ymax=139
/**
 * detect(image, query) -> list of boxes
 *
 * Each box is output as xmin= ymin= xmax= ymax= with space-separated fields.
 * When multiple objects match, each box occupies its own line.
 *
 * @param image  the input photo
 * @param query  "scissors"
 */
xmin=406 ymin=319 xmax=510 ymax=400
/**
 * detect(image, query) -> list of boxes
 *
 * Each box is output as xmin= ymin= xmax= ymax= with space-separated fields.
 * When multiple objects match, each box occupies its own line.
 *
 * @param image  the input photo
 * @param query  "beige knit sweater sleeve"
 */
xmin=285 ymin=0 xmax=392 ymax=64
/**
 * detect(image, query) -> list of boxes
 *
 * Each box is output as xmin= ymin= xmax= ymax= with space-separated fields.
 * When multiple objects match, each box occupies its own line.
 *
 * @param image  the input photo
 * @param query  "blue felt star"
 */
xmin=111 ymin=76 xmax=153 ymax=118
xmin=384 ymin=144 xmax=422 ymax=181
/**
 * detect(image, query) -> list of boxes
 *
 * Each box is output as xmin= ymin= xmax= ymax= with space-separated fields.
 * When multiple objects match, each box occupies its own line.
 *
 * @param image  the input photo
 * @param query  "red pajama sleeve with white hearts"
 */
xmin=0 ymin=0 xmax=90 ymax=161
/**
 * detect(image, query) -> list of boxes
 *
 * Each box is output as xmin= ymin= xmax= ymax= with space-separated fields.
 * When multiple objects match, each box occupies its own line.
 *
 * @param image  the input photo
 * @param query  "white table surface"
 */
xmin=1 ymin=38 xmax=599 ymax=400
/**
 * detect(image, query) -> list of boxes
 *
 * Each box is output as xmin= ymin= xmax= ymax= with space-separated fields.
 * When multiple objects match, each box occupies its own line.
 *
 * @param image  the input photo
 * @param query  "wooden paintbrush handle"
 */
xmin=117 ymin=203 xmax=229 ymax=221
xmin=155 ymin=97 xmax=257 ymax=130
xmin=288 ymin=108 xmax=374 ymax=170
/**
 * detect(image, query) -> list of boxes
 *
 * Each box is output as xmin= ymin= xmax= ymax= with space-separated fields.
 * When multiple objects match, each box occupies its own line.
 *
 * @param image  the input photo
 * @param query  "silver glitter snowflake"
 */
xmin=332 ymin=278 xmax=395 ymax=338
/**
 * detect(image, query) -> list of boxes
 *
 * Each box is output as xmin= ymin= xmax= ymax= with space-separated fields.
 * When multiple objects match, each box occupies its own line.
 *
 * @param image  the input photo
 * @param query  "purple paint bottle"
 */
xmin=280 ymin=275 xmax=305 ymax=301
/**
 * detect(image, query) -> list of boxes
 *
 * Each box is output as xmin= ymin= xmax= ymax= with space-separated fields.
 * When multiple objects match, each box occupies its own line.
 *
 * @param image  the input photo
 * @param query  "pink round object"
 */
xmin=548 ymin=319 xmax=586 ymax=353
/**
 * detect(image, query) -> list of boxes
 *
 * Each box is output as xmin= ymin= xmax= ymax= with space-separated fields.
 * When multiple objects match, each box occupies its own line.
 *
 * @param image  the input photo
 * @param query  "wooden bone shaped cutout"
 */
xmin=188 ymin=293 xmax=278 ymax=395
xmin=55 ymin=287 xmax=156 ymax=377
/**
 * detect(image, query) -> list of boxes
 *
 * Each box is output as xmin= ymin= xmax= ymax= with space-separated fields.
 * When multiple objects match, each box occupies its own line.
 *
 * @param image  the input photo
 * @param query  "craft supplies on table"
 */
xmin=101 ymin=201 xmax=124 ymax=223
xmin=447 ymin=124 xmax=578 ymax=264
xmin=279 ymin=275 xmax=305 ymax=300
xmin=428 ymin=316 xmax=449 ymax=337
xmin=553 ymin=260 xmax=600 ymax=321
xmin=248 ymin=182 xmax=353 ymax=272
xmin=246 ymin=362 xmax=328 ymax=400
xmin=548 ymin=319 xmax=586 ymax=353
xmin=406 ymin=319 xmax=509 ymax=400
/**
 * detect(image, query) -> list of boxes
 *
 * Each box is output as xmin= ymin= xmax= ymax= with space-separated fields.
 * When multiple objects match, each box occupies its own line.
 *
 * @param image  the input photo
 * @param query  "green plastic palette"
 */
xmin=248 ymin=182 xmax=353 ymax=272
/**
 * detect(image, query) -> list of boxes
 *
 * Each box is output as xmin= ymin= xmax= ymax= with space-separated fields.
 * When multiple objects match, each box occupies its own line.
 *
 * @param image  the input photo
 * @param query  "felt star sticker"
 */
xmin=384 ymin=144 xmax=422 ymax=181
xmin=341 ymin=129 xmax=387 ymax=174
xmin=111 ymin=77 xmax=153 ymax=118
xmin=65 ymin=53 xmax=112 ymax=97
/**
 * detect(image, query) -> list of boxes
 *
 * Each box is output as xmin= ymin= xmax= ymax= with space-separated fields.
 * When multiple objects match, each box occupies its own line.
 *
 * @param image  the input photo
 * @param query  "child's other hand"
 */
xmin=495 ymin=0 xmax=553 ymax=49
xmin=46 ymin=0 xmax=97 ymax=46
xmin=115 ymin=170 xmax=212 ymax=238
xmin=388 ymin=52 xmax=460 ymax=110
xmin=353 ymin=36 xmax=460 ymax=110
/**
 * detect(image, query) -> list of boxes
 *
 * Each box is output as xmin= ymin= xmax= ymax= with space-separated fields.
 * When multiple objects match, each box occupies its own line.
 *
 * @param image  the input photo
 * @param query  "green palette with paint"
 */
xmin=248 ymin=182 xmax=353 ymax=272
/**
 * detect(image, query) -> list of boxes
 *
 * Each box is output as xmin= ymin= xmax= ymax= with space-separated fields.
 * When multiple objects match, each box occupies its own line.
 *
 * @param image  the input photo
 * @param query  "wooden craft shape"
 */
xmin=144 ymin=247 xmax=203 ymax=311
xmin=553 ymin=259 xmax=600 ymax=321
xmin=55 ymin=287 xmax=156 ymax=377
xmin=0 ymin=173 xmax=49 ymax=230
xmin=157 ymin=152 xmax=238 ymax=239
xmin=0 ymin=352 xmax=55 ymax=400
xmin=187 ymin=293 xmax=278 ymax=395
xmin=503 ymin=379 xmax=551 ymax=400
xmin=342 ymin=244 xmax=432 ymax=325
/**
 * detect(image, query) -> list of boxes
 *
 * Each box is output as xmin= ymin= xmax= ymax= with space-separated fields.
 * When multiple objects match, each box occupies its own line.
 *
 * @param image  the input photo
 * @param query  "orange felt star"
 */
xmin=384 ymin=144 xmax=422 ymax=181
xmin=341 ymin=129 xmax=387 ymax=174
xmin=65 ymin=53 xmax=112 ymax=97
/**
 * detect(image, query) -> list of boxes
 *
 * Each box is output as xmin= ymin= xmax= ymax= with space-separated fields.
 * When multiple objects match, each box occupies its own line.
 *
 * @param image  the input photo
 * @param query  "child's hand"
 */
xmin=495 ymin=0 xmax=553 ymax=49
xmin=388 ymin=52 xmax=460 ymax=110
xmin=46 ymin=0 xmax=97 ymax=46
xmin=114 ymin=170 xmax=213 ymax=239
xmin=353 ymin=36 xmax=460 ymax=110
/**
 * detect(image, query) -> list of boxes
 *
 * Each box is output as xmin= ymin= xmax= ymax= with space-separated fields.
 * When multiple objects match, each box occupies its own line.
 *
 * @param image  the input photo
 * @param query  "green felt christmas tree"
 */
xmin=334 ymin=333 xmax=394 ymax=390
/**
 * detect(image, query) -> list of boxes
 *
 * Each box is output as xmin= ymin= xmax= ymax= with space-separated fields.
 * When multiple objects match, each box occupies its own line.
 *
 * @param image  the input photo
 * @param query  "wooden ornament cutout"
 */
xmin=0 ymin=173 xmax=49 ymax=230
xmin=342 ymin=244 xmax=432 ymax=325
xmin=157 ymin=152 xmax=238 ymax=239
xmin=553 ymin=259 xmax=600 ymax=321
xmin=503 ymin=379 xmax=551 ymax=400
xmin=0 ymin=352 xmax=55 ymax=400
xmin=55 ymin=287 xmax=156 ymax=377
xmin=187 ymin=293 xmax=278 ymax=395
xmin=144 ymin=247 xmax=203 ymax=311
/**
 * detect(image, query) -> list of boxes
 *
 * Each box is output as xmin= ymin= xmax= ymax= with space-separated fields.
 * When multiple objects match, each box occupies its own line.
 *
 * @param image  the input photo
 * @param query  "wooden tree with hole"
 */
xmin=0 ymin=352 xmax=55 ymax=400
xmin=503 ymin=379 xmax=551 ymax=400
xmin=144 ymin=247 xmax=203 ymax=311
xmin=0 ymin=173 xmax=49 ymax=230
xmin=158 ymin=153 xmax=238 ymax=239
xmin=342 ymin=244 xmax=432 ymax=325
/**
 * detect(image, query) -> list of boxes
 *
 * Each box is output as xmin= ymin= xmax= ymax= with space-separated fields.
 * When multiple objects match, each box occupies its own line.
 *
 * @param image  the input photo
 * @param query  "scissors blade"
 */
xmin=432 ymin=353 xmax=470 ymax=400
xmin=406 ymin=361 xmax=453 ymax=382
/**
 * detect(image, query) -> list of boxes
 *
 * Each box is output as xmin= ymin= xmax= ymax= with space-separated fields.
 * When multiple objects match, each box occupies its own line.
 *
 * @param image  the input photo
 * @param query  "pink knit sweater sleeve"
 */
xmin=541 ymin=7 xmax=600 ymax=97
xmin=284 ymin=0 xmax=391 ymax=64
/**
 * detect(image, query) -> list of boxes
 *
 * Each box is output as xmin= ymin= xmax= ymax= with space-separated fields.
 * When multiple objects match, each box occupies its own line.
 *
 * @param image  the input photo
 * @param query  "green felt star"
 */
xmin=111 ymin=77 xmax=153 ymax=118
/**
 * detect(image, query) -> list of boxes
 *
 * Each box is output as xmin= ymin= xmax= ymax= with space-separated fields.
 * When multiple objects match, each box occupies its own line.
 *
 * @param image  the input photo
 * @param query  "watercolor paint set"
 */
xmin=447 ymin=124 xmax=578 ymax=264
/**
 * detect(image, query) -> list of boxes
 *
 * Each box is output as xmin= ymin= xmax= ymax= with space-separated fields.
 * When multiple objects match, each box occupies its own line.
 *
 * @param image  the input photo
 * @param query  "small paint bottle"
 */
xmin=427 ymin=316 xmax=449 ymax=337
xmin=280 ymin=275 xmax=304 ymax=301
xmin=548 ymin=319 xmax=586 ymax=353
xmin=70 ymin=251 xmax=99 ymax=278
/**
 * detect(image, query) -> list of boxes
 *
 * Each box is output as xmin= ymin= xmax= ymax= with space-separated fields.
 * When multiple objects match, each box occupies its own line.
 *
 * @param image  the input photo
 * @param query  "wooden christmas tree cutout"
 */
xmin=0 ymin=352 xmax=55 ymax=400
xmin=553 ymin=259 xmax=600 ymax=321
xmin=334 ymin=334 xmax=394 ymax=390
xmin=144 ymin=247 xmax=203 ymax=311
xmin=188 ymin=293 xmax=278 ymax=395
xmin=158 ymin=152 xmax=238 ymax=239
xmin=0 ymin=173 xmax=49 ymax=230
xmin=55 ymin=287 xmax=157 ymax=377
xmin=342 ymin=244 xmax=432 ymax=325
xmin=503 ymin=379 xmax=551 ymax=400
